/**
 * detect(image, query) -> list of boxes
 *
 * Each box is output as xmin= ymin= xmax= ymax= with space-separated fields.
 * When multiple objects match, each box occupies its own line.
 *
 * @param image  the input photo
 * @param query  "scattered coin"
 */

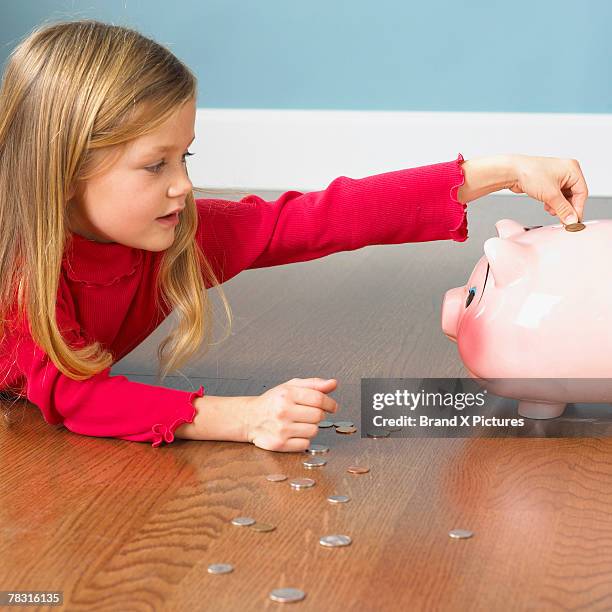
xmin=334 ymin=420 xmax=354 ymax=427
xmin=269 ymin=588 xmax=306 ymax=603
xmin=303 ymin=457 xmax=327 ymax=468
xmin=266 ymin=473 xmax=288 ymax=482
xmin=385 ymin=426 xmax=403 ymax=432
xmin=289 ymin=478 xmax=316 ymax=489
xmin=319 ymin=534 xmax=352 ymax=548
xmin=251 ymin=523 xmax=276 ymax=532
xmin=367 ymin=428 xmax=390 ymax=438
xmin=231 ymin=516 xmax=256 ymax=526
xmin=318 ymin=420 xmax=334 ymax=428
xmin=564 ymin=222 xmax=585 ymax=232
xmin=335 ymin=426 xmax=357 ymax=434
xmin=449 ymin=529 xmax=474 ymax=539
xmin=347 ymin=466 xmax=370 ymax=474
xmin=327 ymin=495 xmax=350 ymax=504
xmin=306 ymin=444 xmax=329 ymax=455
xmin=207 ymin=563 xmax=234 ymax=575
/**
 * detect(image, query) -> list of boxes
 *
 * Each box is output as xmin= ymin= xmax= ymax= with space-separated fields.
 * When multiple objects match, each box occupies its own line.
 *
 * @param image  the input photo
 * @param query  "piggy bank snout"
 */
xmin=441 ymin=286 xmax=464 ymax=342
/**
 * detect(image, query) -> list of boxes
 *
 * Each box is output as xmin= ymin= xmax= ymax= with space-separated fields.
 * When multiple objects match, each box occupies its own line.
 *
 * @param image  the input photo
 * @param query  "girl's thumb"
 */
xmin=550 ymin=192 xmax=578 ymax=224
xmin=289 ymin=377 xmax=336 ymax=388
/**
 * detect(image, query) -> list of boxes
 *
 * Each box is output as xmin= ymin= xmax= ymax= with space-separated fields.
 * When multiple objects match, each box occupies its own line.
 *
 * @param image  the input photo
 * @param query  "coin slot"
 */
xmin=465 ymin=287 xmax=476 ymax=308
xmin=477 ymin=263 xmax=490 ymax=306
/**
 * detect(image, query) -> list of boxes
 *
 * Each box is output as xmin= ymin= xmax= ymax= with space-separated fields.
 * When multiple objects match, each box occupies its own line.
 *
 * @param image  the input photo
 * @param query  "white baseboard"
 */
xmin=192 ymin=109 xmax=612 ymax=197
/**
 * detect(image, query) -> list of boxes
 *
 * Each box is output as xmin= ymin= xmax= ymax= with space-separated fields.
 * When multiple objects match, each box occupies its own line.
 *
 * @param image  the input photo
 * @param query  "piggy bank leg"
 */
xmin=518 ymin=400 xmax=567 ymax=419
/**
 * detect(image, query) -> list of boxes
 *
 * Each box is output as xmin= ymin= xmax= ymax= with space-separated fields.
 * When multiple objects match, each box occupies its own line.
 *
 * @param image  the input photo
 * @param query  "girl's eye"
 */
xmin=146 ymin=151 xmax=195 ymax=174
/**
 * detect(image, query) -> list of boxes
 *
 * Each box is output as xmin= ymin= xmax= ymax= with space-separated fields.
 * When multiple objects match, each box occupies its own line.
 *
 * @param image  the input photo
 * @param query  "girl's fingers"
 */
xmin=281 ymin=438 xmax=311 ymax=452
xmin=290 ymin=386 xmax=338 ymax=414
xmin=287 ymin=405 xmax=325 ymax=424
xmin=284 ymin=422 xmax=320 ymax=439
xmin=566 ymin=162 xmax=588 ymax=221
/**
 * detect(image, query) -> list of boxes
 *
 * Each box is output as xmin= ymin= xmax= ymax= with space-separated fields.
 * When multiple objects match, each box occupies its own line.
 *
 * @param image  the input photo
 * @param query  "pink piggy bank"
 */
xmin=441 ymin=219 xmax=612 ymax=419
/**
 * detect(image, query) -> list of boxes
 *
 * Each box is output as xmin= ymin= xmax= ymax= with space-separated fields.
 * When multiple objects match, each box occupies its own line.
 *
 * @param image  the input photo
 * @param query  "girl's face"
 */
xmin=66 ymin=98 xmax=196 ymax=251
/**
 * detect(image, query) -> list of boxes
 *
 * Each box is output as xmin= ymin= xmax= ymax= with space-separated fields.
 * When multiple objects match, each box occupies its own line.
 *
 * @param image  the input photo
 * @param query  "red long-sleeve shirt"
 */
xmin=0 ymin=154 xmax=467 ymax=447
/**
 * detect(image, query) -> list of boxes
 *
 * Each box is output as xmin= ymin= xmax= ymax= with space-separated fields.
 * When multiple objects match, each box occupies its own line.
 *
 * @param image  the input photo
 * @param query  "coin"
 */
xmin=207 ymin=563 xmax=234 ymax=574
xmin=251 ymin=522 xmax=276 ymax=532
xmin=347 ymin=466 xmax=369 ymax=474
xmin=366 ymin=428 xmax=390 ymax=438
xmin=303 ymin=457 xmax=327 ymax=468
xmin=289 ymin=478 xmax=315 ymax=489
xmin=306 ymin=444 xmax=329 ymax=455
xmin=334 ymin=420 xmax=354 ymax=427
xmin=564 ymin=222 xmax=585 ymax=232
xmin=449 ymin=529 xmax=474 ymax=539
xmin=319 ymin=534 xmax=352 ymax=547
xmin=266 ymin=473 xmax=287 ymax=482
xmin=385 ymin=426 xmax=403 ymax=432
xmin=335 ymin=426 xmax=357 ymax=434
xmin=269 ymin=588 xmax=306 ymax=603
xmin=327 ymin=495 xmax=350 ymax=504
xmin=318 ymin=420 xmax=334 ymax=428
xmin=231 ymin=516 xmax=256 ymax=526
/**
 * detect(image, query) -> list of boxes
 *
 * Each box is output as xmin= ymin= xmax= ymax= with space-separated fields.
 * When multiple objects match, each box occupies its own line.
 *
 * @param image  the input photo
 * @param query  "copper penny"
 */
xmin=347 ymin=466 xmax=370 ymax=474
xmin=251 ymin=523 xmax=276 ymax=532
xmin=336 ymin=426 xmax=357 ymax=434
xmin=564 ymin=222 xmax=585 ymax=232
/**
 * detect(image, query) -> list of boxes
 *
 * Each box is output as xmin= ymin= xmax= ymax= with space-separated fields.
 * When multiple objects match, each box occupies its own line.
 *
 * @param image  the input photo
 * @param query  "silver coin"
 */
xmin=334 ymin=420 xmax=354 ymax=427
xmin=231 ymin=516 xmax=256 ymax=526
xmin=289 ymin=478 xmax=315 ymax=489
xmin=266 ymin=473 xmax=288 ymax=482
xmin=306 ymin=444 xmax=329 ymax=455
xmin=367 ymin=428 xmax=390 ymax=438
xmin=318 ymin=420 xmax=334 ymax=428
xmin=385 ymin=426 xmax=403 ymax=432
xmin=319 ymin=534 xmax=352 ymax=547
xmin=207 ymin=563 xmax=234 ymax=574
xmin=449 ymin=529 xmax=474 ymax=539
xmin=303 ymin=457 xmax=327 ymax=468
xmin=269 ymin=588 xmax=306 ymax=603
xmin=327 ymin=495 xmax=350 ymax=504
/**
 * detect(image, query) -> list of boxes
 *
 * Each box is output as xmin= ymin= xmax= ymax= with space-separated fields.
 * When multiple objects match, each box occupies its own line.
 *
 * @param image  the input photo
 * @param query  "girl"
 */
xmin=0 ymin=20 xmax=588 ymax=452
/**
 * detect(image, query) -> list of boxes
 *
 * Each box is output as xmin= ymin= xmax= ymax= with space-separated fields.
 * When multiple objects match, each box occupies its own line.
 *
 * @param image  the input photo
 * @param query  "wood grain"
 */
xmin=3 ymin=194 xmax=612 ymax=611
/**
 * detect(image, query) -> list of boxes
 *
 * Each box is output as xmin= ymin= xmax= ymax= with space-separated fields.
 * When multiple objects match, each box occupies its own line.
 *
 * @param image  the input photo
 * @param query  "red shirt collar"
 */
xmin=62 ymin=232 xmax=143 ymax=286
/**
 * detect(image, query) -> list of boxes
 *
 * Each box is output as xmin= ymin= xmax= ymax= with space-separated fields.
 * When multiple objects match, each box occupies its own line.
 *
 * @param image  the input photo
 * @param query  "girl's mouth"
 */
xmin=156 ymin=212 xmax=179 ymax=226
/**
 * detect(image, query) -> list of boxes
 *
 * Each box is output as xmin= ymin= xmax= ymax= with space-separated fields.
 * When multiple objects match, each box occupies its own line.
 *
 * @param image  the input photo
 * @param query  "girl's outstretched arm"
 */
xmin=195 ymin=154 xmax=468 ymax=285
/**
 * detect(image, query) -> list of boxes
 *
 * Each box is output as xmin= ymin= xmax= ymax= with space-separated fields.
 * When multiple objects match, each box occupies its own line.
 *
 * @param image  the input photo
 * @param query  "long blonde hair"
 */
xmin=0 ymin=19 xmax=244 ymax=385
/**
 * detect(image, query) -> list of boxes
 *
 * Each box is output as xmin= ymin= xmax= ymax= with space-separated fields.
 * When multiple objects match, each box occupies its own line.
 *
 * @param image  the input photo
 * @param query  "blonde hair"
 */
xmin=0 ymin=19 xmax=246 ymax=386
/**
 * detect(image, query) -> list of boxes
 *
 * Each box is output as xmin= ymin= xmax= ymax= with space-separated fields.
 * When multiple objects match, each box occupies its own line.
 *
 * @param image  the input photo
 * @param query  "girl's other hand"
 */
xmin=244 ymin=378 xmax=338 ymax=452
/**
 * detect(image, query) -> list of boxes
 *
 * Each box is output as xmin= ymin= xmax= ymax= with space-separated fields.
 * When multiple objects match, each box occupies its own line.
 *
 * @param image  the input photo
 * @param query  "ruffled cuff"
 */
xmin=151 ymin=385 xmax=204 ymax=448
xmin=448 ymin=153 xmax=468 ymax=242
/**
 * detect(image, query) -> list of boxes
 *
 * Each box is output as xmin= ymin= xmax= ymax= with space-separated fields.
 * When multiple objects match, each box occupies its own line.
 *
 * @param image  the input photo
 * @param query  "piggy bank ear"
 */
xmin=483 ymin=237 xmax=532 ymax=287
xmin=495 ymin=219 xmax=526 ymax=239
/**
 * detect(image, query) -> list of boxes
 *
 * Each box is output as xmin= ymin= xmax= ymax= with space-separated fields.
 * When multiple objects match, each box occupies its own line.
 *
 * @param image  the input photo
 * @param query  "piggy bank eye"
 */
xmin=465 ymin=286 xmax=477 ymax=308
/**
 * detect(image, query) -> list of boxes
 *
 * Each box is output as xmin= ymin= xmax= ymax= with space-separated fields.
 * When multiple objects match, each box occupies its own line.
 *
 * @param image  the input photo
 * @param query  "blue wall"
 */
xmin=1 ymin=0 xmax=610 ymax=113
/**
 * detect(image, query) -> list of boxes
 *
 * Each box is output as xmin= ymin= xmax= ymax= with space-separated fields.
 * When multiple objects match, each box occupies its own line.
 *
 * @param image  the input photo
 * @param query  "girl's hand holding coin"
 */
xmin=458 ymin=154 xmax=589 ymax=225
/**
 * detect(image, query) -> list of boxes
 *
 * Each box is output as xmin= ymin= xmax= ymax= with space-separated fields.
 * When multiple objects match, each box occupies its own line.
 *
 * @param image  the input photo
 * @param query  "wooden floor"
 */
xmin=3 ymin=193 xmax=612 ymax=611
